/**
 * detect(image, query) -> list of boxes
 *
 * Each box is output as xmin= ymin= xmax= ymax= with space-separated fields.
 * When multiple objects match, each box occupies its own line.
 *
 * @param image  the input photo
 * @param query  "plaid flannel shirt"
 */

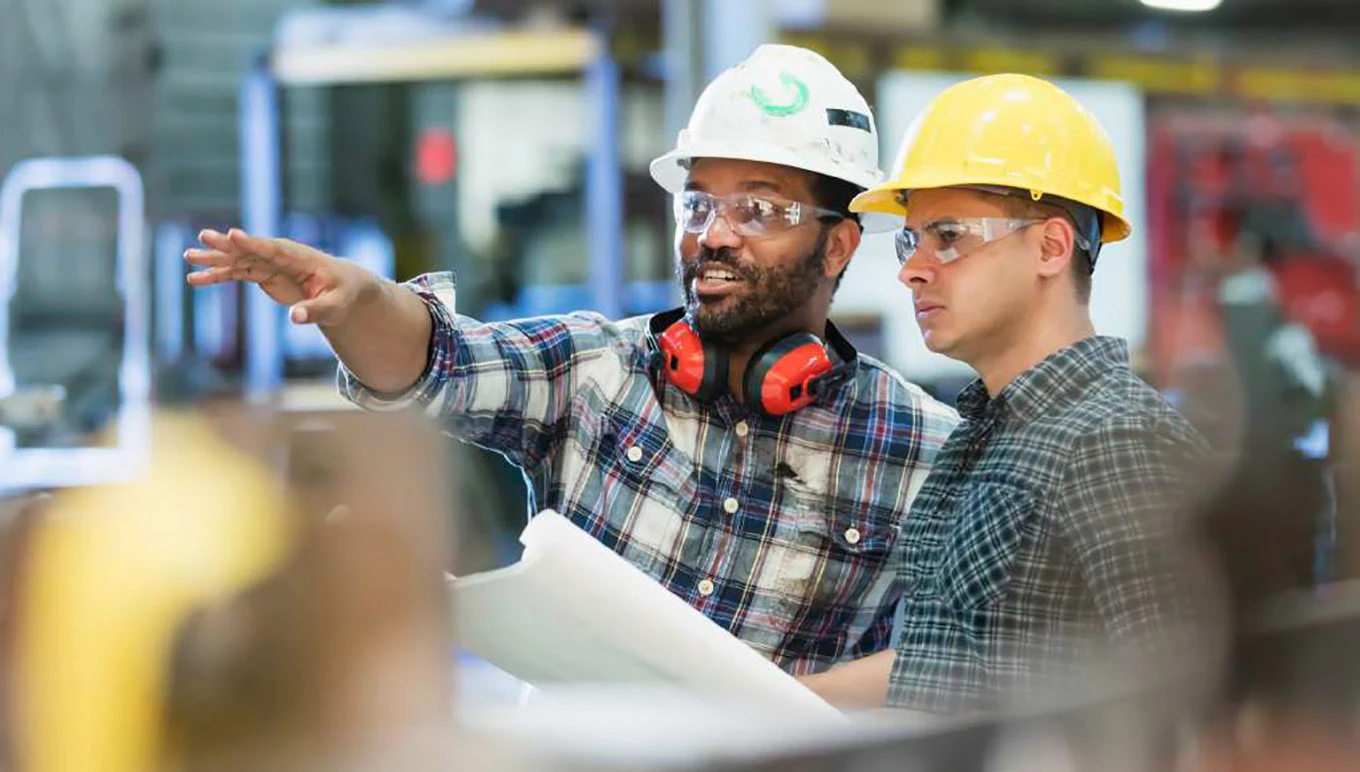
xmin=340 ymin=273 xmax=958 ymax=673
xmin=889 ymin=336 xmax=1212 ymax=713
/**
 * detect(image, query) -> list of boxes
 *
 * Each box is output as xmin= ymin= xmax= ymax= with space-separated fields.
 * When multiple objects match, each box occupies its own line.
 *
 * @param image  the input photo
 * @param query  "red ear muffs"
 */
xmin=658 ymin=320 xmax=728 ymax=403
xmin=743 ymin=333 xmax=833 ymax=416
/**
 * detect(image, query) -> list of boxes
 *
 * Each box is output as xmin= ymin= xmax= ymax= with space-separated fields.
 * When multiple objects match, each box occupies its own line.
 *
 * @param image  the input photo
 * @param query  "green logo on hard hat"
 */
xmin=750 ymin=72 xmax=809 ymax=117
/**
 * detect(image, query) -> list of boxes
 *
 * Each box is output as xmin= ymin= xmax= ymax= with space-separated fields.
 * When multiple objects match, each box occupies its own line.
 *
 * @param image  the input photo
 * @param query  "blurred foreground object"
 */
xmin=2 ymin=407 xmax=467 ymax=772
xmin=4 ymin=406 xmax=1360 ymax=770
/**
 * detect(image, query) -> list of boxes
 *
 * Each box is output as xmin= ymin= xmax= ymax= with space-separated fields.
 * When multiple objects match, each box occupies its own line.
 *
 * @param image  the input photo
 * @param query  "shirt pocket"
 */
xmin=564 ymin=406 xmax=698 ymax=575
xmin=938 ymin=482 xmax=1035 ymax=610
xmin=770 ymin=479 xmax=898 ymax=609
xmin=578 ymin=405 xmax=696 ymax=499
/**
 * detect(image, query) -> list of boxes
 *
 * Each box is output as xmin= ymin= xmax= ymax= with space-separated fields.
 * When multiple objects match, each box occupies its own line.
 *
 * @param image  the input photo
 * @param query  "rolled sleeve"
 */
xmin=337 ymin=274 xmax=457 ymax=411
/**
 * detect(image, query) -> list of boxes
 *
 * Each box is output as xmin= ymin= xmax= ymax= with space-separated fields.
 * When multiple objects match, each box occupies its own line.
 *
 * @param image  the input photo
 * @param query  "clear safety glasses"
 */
xmin=675 ymin=190 xmax=844 ymax=238
xmin=895 ymin=217 xmax=1042 ymax=266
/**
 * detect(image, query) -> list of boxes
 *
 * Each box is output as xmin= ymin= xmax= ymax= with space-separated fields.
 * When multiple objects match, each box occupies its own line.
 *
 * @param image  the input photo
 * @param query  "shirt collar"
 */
xmin=955 ymin=336 xmax=1130 ymax=424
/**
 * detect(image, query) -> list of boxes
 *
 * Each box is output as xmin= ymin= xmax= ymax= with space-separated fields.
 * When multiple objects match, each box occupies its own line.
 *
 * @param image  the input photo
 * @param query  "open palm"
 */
xmin=185 ymin=229 xmax=370 ymax=326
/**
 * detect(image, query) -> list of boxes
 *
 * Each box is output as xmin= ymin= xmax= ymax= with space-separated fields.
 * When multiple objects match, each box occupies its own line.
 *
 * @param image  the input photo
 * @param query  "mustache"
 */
xmin=681 ymin=247 xmax=751 ymax=283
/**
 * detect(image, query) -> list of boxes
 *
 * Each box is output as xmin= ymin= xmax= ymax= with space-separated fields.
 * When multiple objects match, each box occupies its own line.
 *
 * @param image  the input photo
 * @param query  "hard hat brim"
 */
xmin=850 ymin=177 xmax=1132 ymax=244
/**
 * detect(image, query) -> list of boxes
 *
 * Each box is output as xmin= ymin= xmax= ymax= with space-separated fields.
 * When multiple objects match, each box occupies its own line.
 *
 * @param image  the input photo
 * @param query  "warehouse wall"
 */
xmin=0 ymin=0 xmax=154 ymax=171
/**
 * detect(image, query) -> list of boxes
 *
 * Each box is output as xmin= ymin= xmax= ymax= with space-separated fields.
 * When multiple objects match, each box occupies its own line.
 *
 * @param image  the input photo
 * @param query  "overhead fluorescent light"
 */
xmin=1140 ymin=0 xmax=1223 ymax=11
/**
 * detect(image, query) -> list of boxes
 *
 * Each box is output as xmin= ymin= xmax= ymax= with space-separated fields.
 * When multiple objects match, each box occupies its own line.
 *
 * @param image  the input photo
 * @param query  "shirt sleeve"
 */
xmin=338 ymin=271 xmax=637 ymax=469
xmin=1057 ymin=416 xmax=1213 ymax=656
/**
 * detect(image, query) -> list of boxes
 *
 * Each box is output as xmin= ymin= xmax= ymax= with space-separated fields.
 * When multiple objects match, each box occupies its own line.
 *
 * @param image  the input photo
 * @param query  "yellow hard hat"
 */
xmin=851 ymin=73 xmax=1132 ymax=244
xmin=12 ymin=415 xmax=296 ymax=772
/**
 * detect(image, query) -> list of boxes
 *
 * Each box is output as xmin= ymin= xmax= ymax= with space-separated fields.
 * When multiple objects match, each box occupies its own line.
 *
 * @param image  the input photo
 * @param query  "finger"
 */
xmin=186 ymin=267 xmax=240 ymax=287
xmin=198 ymin=229 xmax=239 ymax=253
xmin=183 ymin=248 xmax=238 ymax=268
xmin=227 ymin=229 xmax=317 ymax=275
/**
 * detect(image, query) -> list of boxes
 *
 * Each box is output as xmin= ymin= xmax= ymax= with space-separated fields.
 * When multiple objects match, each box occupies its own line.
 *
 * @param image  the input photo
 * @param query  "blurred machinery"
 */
xmin=0 ymin=156 xmax=152 ymax=491
xmin=234 ymin=7 xmax=674 ymax=399
xmin=1148 ymin=111 xmax=1359 ymax=593
xmin=1149 ymin=111 xmax=1360 ymax=380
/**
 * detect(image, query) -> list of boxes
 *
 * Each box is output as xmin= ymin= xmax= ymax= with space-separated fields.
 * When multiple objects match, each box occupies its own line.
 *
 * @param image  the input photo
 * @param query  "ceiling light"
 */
xmin=1140 ymin=0 xmax=1223 ymax=11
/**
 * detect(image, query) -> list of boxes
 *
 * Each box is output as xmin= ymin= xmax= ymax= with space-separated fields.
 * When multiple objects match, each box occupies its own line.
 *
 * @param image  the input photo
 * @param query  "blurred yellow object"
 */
xmin=851 ymin=73 xmax=1132 ymax=243
xmin=12 ymin=415 xmax=296 ymax=772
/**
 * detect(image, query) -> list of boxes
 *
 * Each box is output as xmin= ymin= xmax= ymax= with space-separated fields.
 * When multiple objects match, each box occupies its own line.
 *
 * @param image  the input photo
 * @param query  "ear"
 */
xmin=1034 ymin=217 xmax=1076 ymax=280
xmin=822 ymin=219 xmax=861 ymax=281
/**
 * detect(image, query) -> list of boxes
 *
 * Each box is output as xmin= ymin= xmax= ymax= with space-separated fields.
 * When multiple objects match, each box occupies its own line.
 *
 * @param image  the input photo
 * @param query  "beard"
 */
xmin=677 ymin=228 xmax=830 ymax=346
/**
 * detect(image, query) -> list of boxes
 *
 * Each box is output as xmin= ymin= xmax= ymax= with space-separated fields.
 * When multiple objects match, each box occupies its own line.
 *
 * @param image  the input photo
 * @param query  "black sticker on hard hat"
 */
xmin=826 ymin=109 xmax=871 ymax=133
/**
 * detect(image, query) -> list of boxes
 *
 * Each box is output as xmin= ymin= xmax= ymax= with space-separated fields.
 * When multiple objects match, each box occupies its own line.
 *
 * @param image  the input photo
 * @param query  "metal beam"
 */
xmin=584 ymin=26 xmax=624 ymax=320
xmin=272 ymin=29 xmax=600 ymax=87
xmin=241 ymin=59 xmax=283 ymax=400
xmin=701 ymin=0 xmax=773 ymax=80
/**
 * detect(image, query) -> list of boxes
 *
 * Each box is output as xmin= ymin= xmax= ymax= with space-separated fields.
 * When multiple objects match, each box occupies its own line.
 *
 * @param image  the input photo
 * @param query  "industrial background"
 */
xmin=3 ymin=1 xmax=1360 ymax=770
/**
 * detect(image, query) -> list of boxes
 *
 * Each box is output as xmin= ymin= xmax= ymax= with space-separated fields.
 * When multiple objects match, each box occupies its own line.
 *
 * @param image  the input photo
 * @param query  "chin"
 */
xmin=919 ymin=329 xmax=954 ymax=356
xmin=923 ymin=340 xmax=952 ymax=357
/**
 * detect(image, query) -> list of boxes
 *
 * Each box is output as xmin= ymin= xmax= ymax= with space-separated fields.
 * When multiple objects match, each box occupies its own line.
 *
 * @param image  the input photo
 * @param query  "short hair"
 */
xmin=810 ymin=172 xmax=863 ymax=229
xmin=808 ymin=172 xmax=864 ymax=292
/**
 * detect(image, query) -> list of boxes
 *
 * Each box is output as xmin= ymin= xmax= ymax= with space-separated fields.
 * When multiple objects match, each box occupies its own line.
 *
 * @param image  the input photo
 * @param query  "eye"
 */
xmin=929 ymin=222 xmax=967 ymax=245
xmin=744 ymin=196 xmax=784 ymax=223
xmin=681 ymin=192 xmax=712 ymax=218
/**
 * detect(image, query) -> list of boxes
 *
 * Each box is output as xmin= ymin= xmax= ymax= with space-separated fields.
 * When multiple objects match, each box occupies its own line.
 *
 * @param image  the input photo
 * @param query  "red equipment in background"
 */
xmin=1147 ymin=110 xmax=1360 ymax=380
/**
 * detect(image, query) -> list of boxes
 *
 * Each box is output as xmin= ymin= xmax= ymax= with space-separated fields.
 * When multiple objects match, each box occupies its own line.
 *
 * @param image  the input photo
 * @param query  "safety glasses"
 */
xmin=895 ymin=217 xmax=1042 ymax=266
xmin=675 ymin=191 xmax=843 ymax=238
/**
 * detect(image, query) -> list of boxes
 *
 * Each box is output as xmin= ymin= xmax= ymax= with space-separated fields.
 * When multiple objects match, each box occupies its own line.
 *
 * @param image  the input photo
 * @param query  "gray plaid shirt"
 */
xmin=888 ymin=336 xmax=1211 ymax=713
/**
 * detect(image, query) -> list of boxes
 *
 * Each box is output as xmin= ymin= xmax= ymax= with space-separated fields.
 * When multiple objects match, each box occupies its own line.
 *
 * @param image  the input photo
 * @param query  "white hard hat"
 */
xmin=650 ymin=44 xmax=885 ymax=196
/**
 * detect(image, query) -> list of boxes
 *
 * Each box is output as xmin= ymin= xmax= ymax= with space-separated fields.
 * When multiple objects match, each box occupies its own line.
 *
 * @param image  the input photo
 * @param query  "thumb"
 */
xmin=289 ymin=291 xmax=346 ymax=326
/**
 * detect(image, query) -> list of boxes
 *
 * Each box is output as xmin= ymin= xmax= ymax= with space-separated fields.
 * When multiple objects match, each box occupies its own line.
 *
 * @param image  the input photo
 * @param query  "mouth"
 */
xmin=914 ymin=301 xmax=944 ymax=322
xmin=691 ymin=264 xmax=747 ymax=299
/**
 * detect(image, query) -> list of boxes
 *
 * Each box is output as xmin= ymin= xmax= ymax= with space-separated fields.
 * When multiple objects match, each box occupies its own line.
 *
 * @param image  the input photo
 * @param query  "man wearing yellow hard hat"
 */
xmin=801 ymin=73 xmax=1219 ymax=713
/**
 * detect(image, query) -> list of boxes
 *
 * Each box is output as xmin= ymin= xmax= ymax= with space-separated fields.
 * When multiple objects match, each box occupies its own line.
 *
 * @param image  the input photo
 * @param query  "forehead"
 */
xmin=904 ymin=187 xmax=1010 ymax=226
xmin=684 ymin=158 xmax=813 ymax=197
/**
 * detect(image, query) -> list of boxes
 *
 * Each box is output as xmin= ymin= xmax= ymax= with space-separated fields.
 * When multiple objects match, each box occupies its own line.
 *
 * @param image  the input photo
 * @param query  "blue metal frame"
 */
xmin=584 ymin=26 xmax=625 ymax=320
xmin=241 ymin=58 xmax=284 ymax=400
xmin=153 ymin=221 xmax=188 ymax=363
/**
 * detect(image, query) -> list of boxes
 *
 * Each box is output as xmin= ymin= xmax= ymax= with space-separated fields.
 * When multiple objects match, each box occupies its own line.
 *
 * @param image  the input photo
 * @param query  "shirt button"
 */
xmin=735 ymin=421 xmax=749 ymax=438
xmin=723 ymin=497 xmax=740 ymax=515
xmin=697 ymin=578 xmax=715 ymax=597
xmin=626 ymin=446 xmax=643 ymax=463
xmin=844 ymin=527 xmax=862 ymax=545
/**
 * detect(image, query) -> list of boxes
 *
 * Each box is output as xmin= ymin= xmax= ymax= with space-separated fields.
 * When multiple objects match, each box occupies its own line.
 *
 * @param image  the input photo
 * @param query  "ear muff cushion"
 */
xmin=658 ymin=320 xmax=728 ymax=402
xmin=743 ymin=333 xmax=831 ymax=415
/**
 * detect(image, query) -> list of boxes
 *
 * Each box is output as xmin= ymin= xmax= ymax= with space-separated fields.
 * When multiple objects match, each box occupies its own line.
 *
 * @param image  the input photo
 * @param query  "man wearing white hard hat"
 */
xmin=184 ymin=45 xmax=957 ymax=674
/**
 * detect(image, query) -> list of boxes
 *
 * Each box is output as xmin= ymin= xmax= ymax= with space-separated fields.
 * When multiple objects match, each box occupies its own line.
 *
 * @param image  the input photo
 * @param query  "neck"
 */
xmin=726 ymin=309 xmax=828 ymax=402
xmin=973 ymin=303 xmax=1094 ymax=397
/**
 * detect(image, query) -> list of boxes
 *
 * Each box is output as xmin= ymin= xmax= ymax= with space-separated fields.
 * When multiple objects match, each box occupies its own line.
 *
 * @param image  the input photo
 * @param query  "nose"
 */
xmin=697 ymin=208 xmax=743 ymax=252
xmin=897 ymin=248 xmax=936 ymax=289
